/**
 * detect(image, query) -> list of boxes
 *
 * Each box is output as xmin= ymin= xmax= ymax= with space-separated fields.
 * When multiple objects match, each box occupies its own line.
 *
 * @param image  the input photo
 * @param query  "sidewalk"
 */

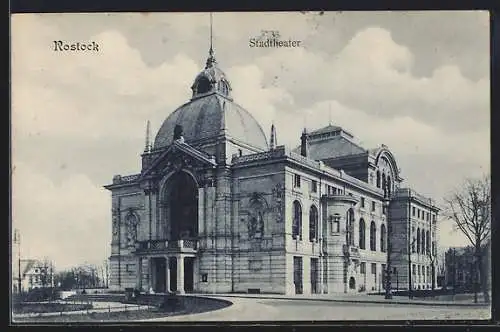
xmin=194 ymin=292 xmax=490 ymax=307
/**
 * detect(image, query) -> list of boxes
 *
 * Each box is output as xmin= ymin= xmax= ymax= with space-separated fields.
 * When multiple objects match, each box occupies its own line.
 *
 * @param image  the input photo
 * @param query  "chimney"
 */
xmin=300 ymin=128 xmax=309 ymax=157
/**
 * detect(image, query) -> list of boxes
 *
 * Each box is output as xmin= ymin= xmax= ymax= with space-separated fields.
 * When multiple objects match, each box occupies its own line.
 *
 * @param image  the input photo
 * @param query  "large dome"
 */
xmin=154 ymin=93 xmax=268 ymax=150
xmin=153 ymin=49 xmax=268 ymax=150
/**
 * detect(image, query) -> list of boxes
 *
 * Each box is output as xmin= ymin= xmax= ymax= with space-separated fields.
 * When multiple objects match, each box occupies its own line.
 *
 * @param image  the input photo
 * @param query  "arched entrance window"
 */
xmin=292 ymin=201 xmax=302 ymax=240
xmin=346 ymin=208 xmax=355 ymax=246
xmin=370 ymin=221 xmax=377 ymax=251
xmin=309 ymin=205 xmax=318 ymax=242
xmin=380 ymin=224 xmax=387 ymax=252
xmin=387 ymin=176 xmax=392 ymax=197
xmin=359 ymin=218 xmax=366 ymax=249
xmin=167 ymin=171 xmax=199 ymax=240
xmin=416 ymin=228 xmax=421 ymax=254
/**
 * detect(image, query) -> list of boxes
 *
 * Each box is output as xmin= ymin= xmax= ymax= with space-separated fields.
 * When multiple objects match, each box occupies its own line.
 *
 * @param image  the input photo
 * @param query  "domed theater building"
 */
xmin=105 ymin=46 xmax=440 ymax=295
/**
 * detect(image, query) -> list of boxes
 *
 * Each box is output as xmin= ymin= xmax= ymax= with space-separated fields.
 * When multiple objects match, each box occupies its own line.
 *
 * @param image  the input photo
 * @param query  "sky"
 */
xmin=11 ymin=11 xmax=490 ymax=271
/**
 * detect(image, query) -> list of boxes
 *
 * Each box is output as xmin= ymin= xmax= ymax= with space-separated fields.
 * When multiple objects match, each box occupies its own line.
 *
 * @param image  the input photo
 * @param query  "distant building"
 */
xmin=12 ymin=259 xmax=55 ymax=293
xmin=445 ymin=242 xmax=491 ymax=292
xmin=105 ymin=42 xmax=440 ymax=295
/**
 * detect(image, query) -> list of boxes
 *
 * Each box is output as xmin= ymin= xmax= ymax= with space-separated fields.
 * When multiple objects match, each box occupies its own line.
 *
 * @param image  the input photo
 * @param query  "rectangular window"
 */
xmin=412 ymin=264 xmax=416 ymax=275
xmin=361 ymin=197 xmax=365 ymax=208
xmin=417 ymin=209 xmax=420 ymax=219
xmin=412 ymin=206 xmax=416 ymax=216
xmin=426 ymin=212 xmax=430 ymax=221
xmin=432 ymin=214 xmax=436 ymax=222
xmin=417 ymin=265 xmax=421 ymax=275
xmin=382 ymin=206 xmax=387 ymax=215
xmin=371 ymin=201 xmax=376 ymax=212
xmin=294 ymin=174 xmax=301 ymax=188
xmin=330 ymin=215 xmax=340 ymax=234
xmin=371 ymin=263 xmax=377 ymax=275
xmin=360 ymin=262 xmax=366 ymax=274
xmin=311 ymin=180 xmax=318 ymax=193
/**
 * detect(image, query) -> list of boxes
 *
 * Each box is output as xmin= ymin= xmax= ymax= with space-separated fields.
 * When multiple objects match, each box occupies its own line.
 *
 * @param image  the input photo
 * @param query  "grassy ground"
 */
xmin=13 ymin=308 xmax=190 ymax=322
xmin=13 ymin=296 xmax=231 ymax=322
xmin=13 ymin=303 xmax=93 ymax=314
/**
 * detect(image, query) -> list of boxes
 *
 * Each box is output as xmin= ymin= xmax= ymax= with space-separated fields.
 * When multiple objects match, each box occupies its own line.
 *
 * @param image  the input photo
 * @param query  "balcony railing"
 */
xmin=135 ymin=239 xmax=198 ymax=252
xmin=343 ymin=244 xmax=360 ymax=258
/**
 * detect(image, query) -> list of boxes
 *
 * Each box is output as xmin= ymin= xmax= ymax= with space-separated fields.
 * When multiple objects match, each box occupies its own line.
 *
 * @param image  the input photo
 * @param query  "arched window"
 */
xmin=359 ymin=218 xmax=366 ymax=249
xmin=382 ymin=173 xmax=387 ymax=197
xmin=292 ymin=201 xmax=302 ymax=240
xmin=370 ymin=221 xmax=377 ymax=251
xmin=426 ymin=230 xmax=430 ymax=255
xmin=346 ymin=209 xmax=355 ymax=246
xmin=416 ymin=228 xmax=421 ymax=254
xmin=195 ymin=76 xmax=211 ymax=94
xmin=376 ymin=171 xmax=381 ymax=188
xmin=422 ymin=230 xmax=426 ymax=256
xmin=309 ymin=205 xmax=319 ymax=242
xmin=380 ymin=224 xmax=387 ymax=252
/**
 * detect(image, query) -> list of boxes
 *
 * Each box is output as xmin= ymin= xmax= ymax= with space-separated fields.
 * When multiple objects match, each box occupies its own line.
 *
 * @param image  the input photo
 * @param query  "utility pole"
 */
xmin=14 ymin=229 xmax=22 ymax=294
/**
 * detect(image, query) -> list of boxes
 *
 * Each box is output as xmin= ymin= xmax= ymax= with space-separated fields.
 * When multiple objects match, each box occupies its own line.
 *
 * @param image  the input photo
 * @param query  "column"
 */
xmin=136 ymin=256 xmax=142 ymax=291
xmin=148 ymin=257 xmax=154 ymax=292
xmin=176 ymin=255 xmax=185 ymax=294
xmin=165 ymin=256 xmax=171 ymax=293
xmin=319 ymin=256 xmax=324 ymax=294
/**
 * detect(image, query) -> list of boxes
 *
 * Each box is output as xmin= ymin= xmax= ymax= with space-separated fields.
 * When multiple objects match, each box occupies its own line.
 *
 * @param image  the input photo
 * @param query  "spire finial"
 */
xmin=270 ymin=123 xmax=276 ymax=150
xmin=206 ymin=12 xmax=216 ymax=68
xmin=144 ymin=120 xmax=151 ymax=153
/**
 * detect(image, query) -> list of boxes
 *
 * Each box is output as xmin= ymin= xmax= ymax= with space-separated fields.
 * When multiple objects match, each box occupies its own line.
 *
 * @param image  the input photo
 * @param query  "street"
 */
xmin=142 ymin=296 xmax=491 ymax=322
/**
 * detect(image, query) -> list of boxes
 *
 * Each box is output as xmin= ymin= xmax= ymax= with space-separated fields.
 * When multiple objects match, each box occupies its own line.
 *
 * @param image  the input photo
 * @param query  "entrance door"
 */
xmin=184 ymin=257 xmax=194 ymax=293
xmin=169 ymin=257 xmax=177 ymax=292
xmin=293 ymin=256 xmax=303 ymax=294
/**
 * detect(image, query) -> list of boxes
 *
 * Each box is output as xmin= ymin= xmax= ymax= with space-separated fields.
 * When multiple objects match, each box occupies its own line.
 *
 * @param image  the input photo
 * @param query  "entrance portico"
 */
xmin=136 ymin=252 xmax=197 ymax=294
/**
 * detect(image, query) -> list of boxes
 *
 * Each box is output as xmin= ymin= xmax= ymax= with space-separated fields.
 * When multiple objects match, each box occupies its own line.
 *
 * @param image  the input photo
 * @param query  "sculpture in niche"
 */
xmin=248 ymin=193 xmax=266 ymax=239
xmin=125 ymin=212 xmax=139 ymax=248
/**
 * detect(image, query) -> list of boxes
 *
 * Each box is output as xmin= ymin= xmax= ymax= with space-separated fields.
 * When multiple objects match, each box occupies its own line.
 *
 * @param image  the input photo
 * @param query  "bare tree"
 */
xmin=445 ymin=175 xmax=490 ymax=303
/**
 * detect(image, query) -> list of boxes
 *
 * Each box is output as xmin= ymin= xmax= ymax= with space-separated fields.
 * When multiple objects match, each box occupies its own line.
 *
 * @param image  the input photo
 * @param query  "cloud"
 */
xmin=252 ymin=26 xmax=489 ymax=134
xmin=12 ymin=162 xmax=110 ymax=271
xmin=12 ymin=15 xmax=200 ymax=142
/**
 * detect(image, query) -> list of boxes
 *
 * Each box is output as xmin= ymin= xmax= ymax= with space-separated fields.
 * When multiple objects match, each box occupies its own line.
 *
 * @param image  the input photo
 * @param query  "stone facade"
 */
xmin=104 ymin=47 xmax=440 ymax=295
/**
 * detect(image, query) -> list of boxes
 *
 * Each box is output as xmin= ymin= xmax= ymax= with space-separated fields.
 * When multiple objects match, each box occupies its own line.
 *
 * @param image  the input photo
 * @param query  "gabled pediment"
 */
xmin=140 ymin=140 xmax=217 ymax=180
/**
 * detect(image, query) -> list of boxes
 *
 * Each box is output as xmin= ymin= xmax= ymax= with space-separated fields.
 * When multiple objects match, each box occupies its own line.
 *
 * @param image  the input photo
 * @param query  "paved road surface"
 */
xmin=142 ymin=297 xmax=491 ymax=322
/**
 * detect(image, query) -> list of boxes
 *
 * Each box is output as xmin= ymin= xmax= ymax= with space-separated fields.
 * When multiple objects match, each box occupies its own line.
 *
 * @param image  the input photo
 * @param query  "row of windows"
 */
xmin=412 ymin=206 xmax=437 ymax=222
xmin=292 ymin=201 xmax=319 ymax=241
xmin=330 ymin=209 xmax=387 ymax=252
xmin=292 ymin=174 xmax=385 ymax=216
xmin=411 ymin=227 xmax=436 ymax=255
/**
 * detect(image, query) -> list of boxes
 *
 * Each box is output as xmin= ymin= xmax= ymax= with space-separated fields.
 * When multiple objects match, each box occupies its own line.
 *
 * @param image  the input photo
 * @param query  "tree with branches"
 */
xmin=445 ymin=175 xmax=490 ymax=303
